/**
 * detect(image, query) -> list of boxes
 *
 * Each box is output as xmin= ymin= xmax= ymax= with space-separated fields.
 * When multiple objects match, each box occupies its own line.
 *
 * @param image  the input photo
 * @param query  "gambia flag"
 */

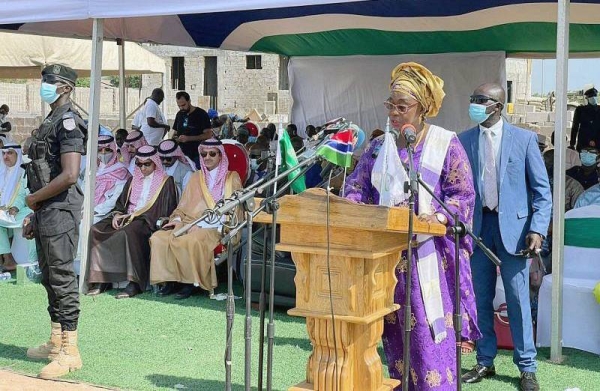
xmin=316 ymin=129 xmax=354 ymax=168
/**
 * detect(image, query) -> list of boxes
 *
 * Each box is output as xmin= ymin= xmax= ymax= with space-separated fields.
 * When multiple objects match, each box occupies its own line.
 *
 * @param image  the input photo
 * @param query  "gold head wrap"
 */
xmin=390 ymin=62 xmax=445 ymax=118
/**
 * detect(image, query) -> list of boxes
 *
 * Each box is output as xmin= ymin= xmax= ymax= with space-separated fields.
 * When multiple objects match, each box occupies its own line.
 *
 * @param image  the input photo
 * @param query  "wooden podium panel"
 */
xmin=256 ymin=189 xmax=445 ymax=391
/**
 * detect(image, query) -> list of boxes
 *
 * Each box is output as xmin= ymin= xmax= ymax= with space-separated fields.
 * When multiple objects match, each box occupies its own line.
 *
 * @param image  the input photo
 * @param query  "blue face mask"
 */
xmin=580 ymin=151 xmax=598 ymax=166
xmin=469 ymin=103 xmax=493 ymax=124
xmin=40 ymin=82 xmax=61 ymax=104
xmin=588 ymin=97 xmax=598 ymax=106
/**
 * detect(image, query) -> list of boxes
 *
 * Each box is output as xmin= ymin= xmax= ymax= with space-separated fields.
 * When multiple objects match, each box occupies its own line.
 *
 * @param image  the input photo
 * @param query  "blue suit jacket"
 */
xmin=458 ymin=122 xmax=552 ymax=255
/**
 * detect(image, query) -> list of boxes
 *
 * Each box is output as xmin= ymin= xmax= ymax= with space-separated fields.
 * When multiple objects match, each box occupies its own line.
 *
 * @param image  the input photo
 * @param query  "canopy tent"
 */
xmin=0 ymin=0 xmax=585 ymax=364
xmin=0 ymin=1 xmax=599 ymax=57
xmin=0 ymin=31 xmax=165 ymax=78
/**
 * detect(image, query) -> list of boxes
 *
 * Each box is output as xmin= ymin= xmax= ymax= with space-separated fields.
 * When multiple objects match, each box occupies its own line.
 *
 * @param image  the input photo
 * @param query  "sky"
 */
xmin=531 ymin=58 xmax=600 ymax=95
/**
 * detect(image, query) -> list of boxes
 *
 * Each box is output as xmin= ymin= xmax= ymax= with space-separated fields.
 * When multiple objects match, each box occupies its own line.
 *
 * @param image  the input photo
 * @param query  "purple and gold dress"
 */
xmin=344 ymin=132 xmax=481 ymax=390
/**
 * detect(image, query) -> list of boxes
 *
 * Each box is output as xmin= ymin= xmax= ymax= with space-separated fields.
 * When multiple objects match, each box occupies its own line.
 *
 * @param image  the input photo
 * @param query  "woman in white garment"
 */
xmin=0 ymin=143 xmax=36 ymax=271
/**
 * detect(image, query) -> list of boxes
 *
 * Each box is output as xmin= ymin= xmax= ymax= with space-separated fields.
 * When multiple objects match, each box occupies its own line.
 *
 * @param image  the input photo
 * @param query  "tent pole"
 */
xmin=40 ymin=65 xmax=46 ymax=120
xmin=162 ymin=60 xmax=169 ymax=133
xmin=78 ymin=18 xmax=104 ymax=294
xmin=118 ymin=39 xmax=126 ymax=130
xmin=550 ymin=0 xmax=569 ymax=363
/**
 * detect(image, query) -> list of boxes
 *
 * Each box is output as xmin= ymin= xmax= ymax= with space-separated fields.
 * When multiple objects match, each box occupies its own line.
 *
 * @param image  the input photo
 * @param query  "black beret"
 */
xmin=41 ymin=64 xmax=78 ymax=86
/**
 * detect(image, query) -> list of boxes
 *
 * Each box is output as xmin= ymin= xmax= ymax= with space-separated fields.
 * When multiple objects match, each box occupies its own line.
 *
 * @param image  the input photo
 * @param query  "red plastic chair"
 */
xmin=214 ymin=140 xmax=249 ymax=265
xmin=221 ymin=139 xmax=250 ymax=185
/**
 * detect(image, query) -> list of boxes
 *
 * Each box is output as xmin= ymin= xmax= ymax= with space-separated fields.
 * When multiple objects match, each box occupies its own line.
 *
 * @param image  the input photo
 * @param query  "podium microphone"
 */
xmin=400 ymin=123 xmax=417 ymax=144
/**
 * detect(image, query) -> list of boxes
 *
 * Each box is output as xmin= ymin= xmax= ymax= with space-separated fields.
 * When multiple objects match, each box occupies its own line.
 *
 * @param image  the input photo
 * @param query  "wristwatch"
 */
xmin=434 ymin=212 xmax=448 ymax=225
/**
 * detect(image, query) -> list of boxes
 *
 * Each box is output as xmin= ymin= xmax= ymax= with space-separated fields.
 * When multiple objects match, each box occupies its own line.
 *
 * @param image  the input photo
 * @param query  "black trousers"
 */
xmin=34 ymin=208 xmax=80 ymax=331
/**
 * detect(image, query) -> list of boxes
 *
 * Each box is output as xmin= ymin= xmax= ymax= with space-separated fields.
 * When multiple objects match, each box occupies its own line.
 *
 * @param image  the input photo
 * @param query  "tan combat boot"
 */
xmin=38 ymin=330 xmax=83 ymax=379
xmin=26 ymin=322 xmax=62 ymax=360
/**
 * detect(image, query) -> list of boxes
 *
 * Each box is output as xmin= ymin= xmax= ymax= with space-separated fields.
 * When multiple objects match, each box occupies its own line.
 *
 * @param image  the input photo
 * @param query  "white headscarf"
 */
xmin=0 ymin=142 xmax=24 ymax=207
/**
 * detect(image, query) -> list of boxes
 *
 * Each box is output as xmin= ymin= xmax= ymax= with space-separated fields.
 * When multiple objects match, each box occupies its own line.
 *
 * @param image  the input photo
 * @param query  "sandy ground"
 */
xmin=0 ymin=370 xmax=114 ymax=391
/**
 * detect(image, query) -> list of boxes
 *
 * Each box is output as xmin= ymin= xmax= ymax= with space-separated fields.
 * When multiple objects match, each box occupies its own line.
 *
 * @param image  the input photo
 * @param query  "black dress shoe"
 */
xmin=461 ymin=364 xmax=496 ymax=384
xmin=87 ymin=283 xmax=111 ymax=296
xmin=174 ymin=284 xmax=198 ymax=300
xmin=116 ymin=282 xmax=142 ymax=299
xmin=158 ymin=282 xmax=179 ymax=297
xmin=520 ymin=372 xmax=540 ymax=391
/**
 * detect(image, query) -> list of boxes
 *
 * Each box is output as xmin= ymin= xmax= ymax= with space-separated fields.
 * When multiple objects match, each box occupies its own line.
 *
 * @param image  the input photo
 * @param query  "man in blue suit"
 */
xmin=459 ymin=83 xmax=551 ymax=391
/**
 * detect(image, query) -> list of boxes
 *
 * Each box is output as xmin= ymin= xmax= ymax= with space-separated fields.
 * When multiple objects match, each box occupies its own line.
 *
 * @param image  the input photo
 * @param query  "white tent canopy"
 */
xmin=0 ymin=31 xmax=164 ymax=78
xmin=0 ymin=0 xmax=360 ymax=24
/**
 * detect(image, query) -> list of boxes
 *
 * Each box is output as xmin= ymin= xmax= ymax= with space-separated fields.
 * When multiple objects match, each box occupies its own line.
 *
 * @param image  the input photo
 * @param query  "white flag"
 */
xmin=371 ymin=132 xmax=409 ymax=207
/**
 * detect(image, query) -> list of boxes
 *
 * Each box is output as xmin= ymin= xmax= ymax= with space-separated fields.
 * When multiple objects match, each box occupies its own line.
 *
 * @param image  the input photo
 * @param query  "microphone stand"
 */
xmin=414 ymin=175 xmax=501 ymax=391
xmin=402 ymin=140 xmax=418 ymax=391
xmin=172 ymin=153 xmax=319 ymax=391
xmin=257 ymin=156 xmax=275 ymax=391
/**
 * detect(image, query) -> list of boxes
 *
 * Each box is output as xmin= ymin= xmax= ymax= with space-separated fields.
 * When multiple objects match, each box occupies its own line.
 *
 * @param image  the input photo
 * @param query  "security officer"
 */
xmin=22 ymin=64 xmax=87 ymax=379
xmin=570 ymin=87 xmax=600 ymax=151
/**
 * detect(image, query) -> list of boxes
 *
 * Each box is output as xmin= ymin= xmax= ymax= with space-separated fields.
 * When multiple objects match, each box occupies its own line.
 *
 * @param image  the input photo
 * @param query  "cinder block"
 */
xmin=525 ymin=112 xmax=549 ymax=123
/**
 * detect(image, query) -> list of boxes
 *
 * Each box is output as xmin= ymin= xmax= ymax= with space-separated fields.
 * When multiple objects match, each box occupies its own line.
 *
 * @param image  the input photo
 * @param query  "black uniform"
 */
xmin=27 ymin=100 xmax=87 ymax=332
xmin=570 ymin=103 xmax=600 ymax=151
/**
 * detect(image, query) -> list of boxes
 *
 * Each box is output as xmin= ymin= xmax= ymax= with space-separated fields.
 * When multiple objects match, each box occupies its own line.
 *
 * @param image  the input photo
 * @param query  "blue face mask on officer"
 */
xmin=588 ymin=96 xmax=598 ymax=106
xmin=40 ymin=82 xmax=63 ymax=104
xmin=580 ymin=150 xmax=598 ymax=167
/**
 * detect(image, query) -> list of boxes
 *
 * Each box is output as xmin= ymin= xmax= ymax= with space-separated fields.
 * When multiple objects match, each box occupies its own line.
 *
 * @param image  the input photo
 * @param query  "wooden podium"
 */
xmin=258 ymin=188 xmax=445 ymax=391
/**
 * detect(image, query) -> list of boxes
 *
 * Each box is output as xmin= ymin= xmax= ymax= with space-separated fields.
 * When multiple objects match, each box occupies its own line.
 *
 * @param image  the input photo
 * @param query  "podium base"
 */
xmin=289 ymin=378 xmax=400 ymax=391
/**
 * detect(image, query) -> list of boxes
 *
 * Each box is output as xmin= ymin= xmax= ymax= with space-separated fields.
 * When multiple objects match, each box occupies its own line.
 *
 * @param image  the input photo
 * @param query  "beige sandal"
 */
xmin=461 ymin=340 xmax=475 ymax=354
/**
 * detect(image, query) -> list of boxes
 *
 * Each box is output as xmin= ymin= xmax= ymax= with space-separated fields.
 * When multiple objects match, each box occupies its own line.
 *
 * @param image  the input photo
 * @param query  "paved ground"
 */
xmin=0 ymin=370 xmax=113 ymax=391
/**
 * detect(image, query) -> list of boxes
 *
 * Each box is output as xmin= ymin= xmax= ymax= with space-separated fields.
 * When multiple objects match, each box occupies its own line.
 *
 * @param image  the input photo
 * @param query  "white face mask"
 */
xmin=98 ymin=152 xmax=113 ymax=165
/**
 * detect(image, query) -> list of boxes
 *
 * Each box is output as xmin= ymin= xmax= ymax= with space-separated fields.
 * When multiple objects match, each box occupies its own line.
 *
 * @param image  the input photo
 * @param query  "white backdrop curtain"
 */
xmin=289 ymin=51 xmax=506 ymax=142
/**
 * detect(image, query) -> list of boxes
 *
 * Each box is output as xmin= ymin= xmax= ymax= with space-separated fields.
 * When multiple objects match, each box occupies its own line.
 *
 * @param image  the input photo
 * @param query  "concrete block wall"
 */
xmin=140 ymin=45 xmax=292 ymax=120
xmin=525 ymin=112 xmax=549 ymax=123
xmin=506 ymin=58 xmax=531 ymax=102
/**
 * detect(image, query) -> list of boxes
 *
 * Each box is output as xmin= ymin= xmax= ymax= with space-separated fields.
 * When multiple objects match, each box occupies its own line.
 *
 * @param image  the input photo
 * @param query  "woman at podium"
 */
xmin=344 ymin=62 xmax=481 ymax=390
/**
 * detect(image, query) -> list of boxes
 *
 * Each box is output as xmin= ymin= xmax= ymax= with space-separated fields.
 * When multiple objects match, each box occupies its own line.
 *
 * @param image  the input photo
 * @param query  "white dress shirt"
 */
xmin=134 ymin=172 xmax=155 ymax=212
xmin=197 ymin=168 xmax=225 ymax=229
xmin=478 ymin=118 xmax=503 ymax=206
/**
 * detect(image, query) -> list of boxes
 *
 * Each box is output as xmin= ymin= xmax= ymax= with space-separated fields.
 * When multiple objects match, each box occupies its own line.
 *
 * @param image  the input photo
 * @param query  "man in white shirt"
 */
xmin=140 ymin=89 xmax=170 ymax=146
xmin=131 ymin=98 xmax=148 ymax=131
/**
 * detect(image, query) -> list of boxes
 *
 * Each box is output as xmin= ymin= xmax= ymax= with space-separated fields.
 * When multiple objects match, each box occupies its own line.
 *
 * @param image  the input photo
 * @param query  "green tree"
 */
xmin=109 ymin=75 xmax=142 ymax=88
xmin=76 ymin=77 xmax=90 ymax=87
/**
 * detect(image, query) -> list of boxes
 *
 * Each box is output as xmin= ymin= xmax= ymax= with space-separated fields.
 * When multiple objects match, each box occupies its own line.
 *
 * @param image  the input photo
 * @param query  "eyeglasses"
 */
xmin=98 ymin=147 xmax=113 ymax=153
xmin=200 ymin=151 xmax=220 ymax=158
xmin=135 ymin=161 xmax=154 ymax=168
xmin=383 ymin=100 xmax=419 ymax=114
xmin=470 ymin=95 xmax=499 ymax=105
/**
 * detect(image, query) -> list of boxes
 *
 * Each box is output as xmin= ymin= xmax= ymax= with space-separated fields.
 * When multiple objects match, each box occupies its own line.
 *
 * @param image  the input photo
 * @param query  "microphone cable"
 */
xmin=325 ymin=169 xmax=340 ymax=391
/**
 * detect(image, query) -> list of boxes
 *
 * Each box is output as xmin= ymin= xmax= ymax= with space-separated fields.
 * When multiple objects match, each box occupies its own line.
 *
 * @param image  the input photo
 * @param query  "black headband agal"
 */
xmin=125 ymin=132 xmax=144 ymax=143
xmin=135 ymin=147 xmax=157 ymax=158
xmin=158 ymin=142 xmax=178 ymax=155
xmin=200 ymin=140 xmax=223 ymax=147
xmin=98 ymin=136 xmax=115 ymax=145
xmin=0 ymin=145 xmax=21 ymax=150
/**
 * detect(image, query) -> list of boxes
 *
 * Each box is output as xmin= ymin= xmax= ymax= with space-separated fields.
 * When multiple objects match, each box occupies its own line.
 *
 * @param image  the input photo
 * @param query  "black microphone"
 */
xmin=401 ymin=124 xmax=417 ymax=144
